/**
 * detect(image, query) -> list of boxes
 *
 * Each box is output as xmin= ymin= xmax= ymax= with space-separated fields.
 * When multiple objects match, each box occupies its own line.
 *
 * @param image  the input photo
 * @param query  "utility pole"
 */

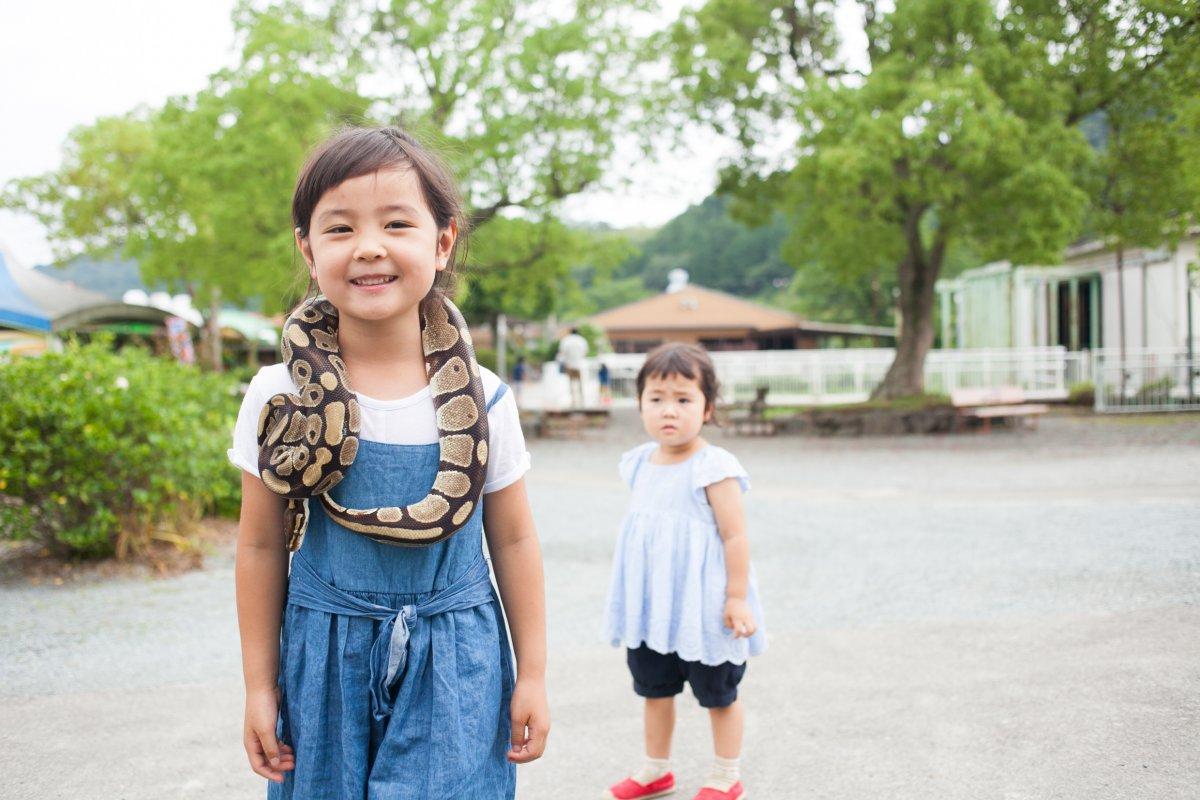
xmin=1188 ymin=262 xmax=1197 ymax=404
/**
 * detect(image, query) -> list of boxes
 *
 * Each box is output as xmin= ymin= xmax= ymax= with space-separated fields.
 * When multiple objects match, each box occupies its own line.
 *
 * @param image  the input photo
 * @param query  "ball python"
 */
xmin=256 ymin=294 xmax=489 ymax=550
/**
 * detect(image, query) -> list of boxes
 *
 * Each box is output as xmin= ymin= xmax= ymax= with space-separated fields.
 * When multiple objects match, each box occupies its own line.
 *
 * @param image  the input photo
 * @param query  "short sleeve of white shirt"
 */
xmin=229 ymin=364 xmax=530 ymax=494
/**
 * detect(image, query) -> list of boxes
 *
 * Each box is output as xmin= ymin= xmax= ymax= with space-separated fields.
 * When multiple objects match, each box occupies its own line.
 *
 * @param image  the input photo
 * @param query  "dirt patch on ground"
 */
xmin=0 ymin=516 xmax=238 ymax=587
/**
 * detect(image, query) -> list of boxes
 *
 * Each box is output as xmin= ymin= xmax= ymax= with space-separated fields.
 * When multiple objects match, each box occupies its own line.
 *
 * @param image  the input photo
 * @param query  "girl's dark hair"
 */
xmin=636 ymin=343 xmax=720 ymax=411
xmin=292 ymin=126 xmax=468 ymax=299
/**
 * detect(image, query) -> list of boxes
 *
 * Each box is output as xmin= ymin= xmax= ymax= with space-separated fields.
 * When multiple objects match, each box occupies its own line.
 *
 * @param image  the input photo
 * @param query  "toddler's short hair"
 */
xmin=636 ymin=343 xmax=720 ymax=410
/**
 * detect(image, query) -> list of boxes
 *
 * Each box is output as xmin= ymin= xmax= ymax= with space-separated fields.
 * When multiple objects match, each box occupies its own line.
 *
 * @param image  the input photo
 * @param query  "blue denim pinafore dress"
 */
xmin=269 ymin=387 xmax=517 ymax=800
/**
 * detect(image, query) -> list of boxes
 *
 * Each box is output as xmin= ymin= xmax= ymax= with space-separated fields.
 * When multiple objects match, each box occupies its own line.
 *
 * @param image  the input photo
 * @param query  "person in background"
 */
xmin=558 ymin=327 xmax=589 ymax=408
xmin=598 ymin=360 xmax=612 ymax=406
xmin=603 ymin=343 xmax=766 ymax=800
xmin=512 ymin=355 xmax=528 ymax=408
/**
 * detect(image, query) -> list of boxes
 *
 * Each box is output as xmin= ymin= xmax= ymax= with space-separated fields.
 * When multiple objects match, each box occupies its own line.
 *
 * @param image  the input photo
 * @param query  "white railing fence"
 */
xmin=559 ymin=347 xmax=1078 ymax=409
xmin=1063 ymin=351 xmax=1093 ymax=388
xmin=1093 ymin=348 xmax=1200 ymax=413
xmin=522 ymin=346 xmax=1196 ymax=414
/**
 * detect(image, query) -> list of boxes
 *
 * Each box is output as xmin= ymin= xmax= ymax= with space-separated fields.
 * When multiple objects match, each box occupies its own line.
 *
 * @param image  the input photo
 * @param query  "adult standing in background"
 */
xmin=558 ymin=327 xmax=589 ymax=408
xmin=512 ymin=356 xmax=528 ymax=408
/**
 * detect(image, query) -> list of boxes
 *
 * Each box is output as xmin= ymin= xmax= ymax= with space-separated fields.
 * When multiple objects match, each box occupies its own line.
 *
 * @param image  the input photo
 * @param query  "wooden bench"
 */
xmin=527 ymin=407 xmax=611 ymax=438
xmin=724 ymin=386 xmax=777 ymax=436
xmin=950 ymin=387 xmax=1049 ymax=432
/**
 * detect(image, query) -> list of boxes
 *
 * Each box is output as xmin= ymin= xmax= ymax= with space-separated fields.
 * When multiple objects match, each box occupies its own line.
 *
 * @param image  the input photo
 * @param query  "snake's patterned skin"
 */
xmin=256 ymin=294 xmax=488 ymax=550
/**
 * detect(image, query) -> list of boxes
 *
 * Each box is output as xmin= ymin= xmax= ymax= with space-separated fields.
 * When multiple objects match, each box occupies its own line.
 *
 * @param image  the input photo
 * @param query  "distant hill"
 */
xmin=582 ymin=194 xmax=901 ymax=327
xmin=615 ymin=194 xmax=791 ymax=297
xmin=35 ymin=256 xmax=159 ymax=300
xmin=556 ymin=193 xmax=795 ymax=320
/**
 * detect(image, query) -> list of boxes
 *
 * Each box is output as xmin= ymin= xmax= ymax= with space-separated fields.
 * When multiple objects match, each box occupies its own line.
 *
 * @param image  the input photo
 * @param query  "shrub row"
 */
xmin=0 ymin=339 xmax=241 ymax=557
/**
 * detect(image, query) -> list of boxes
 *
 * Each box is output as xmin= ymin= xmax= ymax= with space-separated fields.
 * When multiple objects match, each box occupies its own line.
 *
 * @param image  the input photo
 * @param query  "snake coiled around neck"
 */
xmin=256 ymin=294 xmax=489 ymax=550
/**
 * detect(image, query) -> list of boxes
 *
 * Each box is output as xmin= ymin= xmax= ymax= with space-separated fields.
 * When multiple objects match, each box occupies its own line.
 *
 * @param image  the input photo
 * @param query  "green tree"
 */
xmin=7 ymin=1 xmax=667 ymax=350
xmin=669 ymin=0 xmax=1199 ymax=397
xmin=1093 ymin=104 xmax=1198 ymax=364
xmin=556 ymin=226 xmax=645 ymax=319
xmin=340 ymin=0 xmax=664 ymax=322
xmin=3 ymin=115 xmax=155 ymax=261
xmin=358 ymin=0 xmax=655 ymax=220
xmin=1073 ymin=4 xmax=1200 ymax=362
xmin=4 ymin=2 xmax=370 ymax=368
xmin=460 ymin=216 xmax=634 ymax=325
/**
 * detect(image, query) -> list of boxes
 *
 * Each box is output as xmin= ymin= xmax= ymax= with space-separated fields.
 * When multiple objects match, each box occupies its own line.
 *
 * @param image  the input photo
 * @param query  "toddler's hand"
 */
xmin=507 ymin=676 xmax=550 ymax=764
xmin=724 ymin=597 xmax=757 ymax=639
xmin=244 ymin=686 xmax=295 ymax=783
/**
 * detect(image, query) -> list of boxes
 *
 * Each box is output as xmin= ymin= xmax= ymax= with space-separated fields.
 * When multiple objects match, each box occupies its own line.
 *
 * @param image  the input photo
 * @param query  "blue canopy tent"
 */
xmin=0 ymin=249 xmax=53 ymax=332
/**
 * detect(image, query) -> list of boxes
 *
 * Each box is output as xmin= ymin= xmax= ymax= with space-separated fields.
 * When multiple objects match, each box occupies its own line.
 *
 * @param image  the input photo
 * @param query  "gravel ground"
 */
xmin=2 ymin=410 xmax=1198 ymax=800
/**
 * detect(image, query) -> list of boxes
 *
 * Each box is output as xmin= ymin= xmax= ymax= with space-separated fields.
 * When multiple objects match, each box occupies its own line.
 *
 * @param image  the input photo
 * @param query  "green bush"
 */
xmin=0 ymin=339 xmax=241 ymax=557
xmin=1133 ymin=376 xmax=1174 ymax=402
xmin=1067 ymin=381 xmax=1095 ymax=407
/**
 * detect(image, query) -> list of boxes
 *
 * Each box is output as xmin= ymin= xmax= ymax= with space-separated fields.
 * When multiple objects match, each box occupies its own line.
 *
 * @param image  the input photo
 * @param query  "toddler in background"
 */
xmin=604 ymin=343 xmax=767 ymax=800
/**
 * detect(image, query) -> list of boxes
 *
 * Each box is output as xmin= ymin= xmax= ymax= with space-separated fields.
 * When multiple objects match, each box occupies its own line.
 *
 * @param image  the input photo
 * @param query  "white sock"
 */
xmin=633 ymin=756 xmax=671 ymax=785
xmin=703 ymin=755 xmax=740 ymax=791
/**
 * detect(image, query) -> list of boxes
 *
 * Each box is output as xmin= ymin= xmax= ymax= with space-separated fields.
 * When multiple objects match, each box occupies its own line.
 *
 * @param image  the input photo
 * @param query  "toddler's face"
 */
xmin=297 ymin=167 xmax=454 ymax=326
xmin=639 ymin=372 xmax=712 ymax=449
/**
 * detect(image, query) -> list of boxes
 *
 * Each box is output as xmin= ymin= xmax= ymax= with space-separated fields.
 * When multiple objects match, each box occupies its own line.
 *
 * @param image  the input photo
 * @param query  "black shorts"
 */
xmin=626 ymin=645 xmax=746 ymax=709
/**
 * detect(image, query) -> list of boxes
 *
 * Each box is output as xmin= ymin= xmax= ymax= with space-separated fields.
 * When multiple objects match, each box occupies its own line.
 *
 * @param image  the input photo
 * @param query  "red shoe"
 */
xmin=605 ymin=772 xmax=676 ymax=799
xmin=691 ymin=783 xmax=746 ymax=800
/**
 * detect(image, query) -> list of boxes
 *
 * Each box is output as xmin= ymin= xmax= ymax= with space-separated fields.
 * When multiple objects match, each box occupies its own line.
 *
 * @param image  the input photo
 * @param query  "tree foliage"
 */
xmin=137 ymin=5 xmax=370 ymax=313
xmin=323 ymin=0 xmax=666 ymax=322
xmin=4 ymin=1 xmax=369 ymax=318
xmin=671 ymin=0 xmax=1200 ymax=396
xmin=1083 ymin=6 xmax=1200 ymax=250
xmin=459 ymin=215 xmax=632 ymax=324
xmin=358 ymin=0 xmax=657 ymax=219
xmin=4 ymin=0 xmax=666 ymax=337
xmin=4 ymin=115 xmax=155 ymax=262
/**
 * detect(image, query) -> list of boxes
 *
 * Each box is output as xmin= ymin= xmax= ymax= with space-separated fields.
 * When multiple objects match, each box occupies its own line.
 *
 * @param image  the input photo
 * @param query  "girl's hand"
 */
xmin=244 ymin=686 xmax=295 ymax=783
xmin=724 ymin=597 xmax=757 ymax=639
xmin=507 ymin=677 xmax=550 ymax=764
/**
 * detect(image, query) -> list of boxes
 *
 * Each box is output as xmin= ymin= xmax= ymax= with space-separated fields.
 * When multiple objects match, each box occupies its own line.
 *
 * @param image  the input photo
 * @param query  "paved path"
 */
xmin=2 ymin=412 xmax=1198 ymax=799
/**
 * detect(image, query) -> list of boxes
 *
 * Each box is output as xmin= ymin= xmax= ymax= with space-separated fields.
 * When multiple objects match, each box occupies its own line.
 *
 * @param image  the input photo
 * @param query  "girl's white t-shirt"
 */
xmin=228 ymin=363 xmax=530 ymax=494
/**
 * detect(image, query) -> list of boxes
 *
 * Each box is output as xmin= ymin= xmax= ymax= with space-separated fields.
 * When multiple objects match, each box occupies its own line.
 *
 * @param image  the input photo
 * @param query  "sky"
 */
xmin=0 ymin=0 xmax=743 ymax=269
xmin=0 ymin=2 xmax=237 ymax=267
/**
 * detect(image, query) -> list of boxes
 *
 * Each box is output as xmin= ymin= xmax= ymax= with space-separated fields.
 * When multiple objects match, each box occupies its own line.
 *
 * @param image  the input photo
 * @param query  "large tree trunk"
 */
xmin=872 ymin=210 xmax=944 ymax=399
xmin=873 ymin=275 xmax=937 ymax=398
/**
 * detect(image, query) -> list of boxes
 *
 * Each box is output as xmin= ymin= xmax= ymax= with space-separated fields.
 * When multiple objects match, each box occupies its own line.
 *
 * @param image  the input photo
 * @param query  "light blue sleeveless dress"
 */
xmin=269 ymin=387 xmax=516 ymax=800
xmin=604 ymin=443 xmax=768 ymax=666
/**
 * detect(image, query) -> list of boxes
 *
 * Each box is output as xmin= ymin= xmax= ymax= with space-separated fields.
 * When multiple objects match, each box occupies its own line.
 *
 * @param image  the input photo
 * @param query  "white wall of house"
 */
xmin=939 ymin=234 xmax=1200 ymax=352
xmin=1087 ymin=242 xmax=1195 ymax=350
xmin=1017 ymin=269 xmax=1071 ymax=351
xmin=1013 ymin=271 xmax=1035 ymax=349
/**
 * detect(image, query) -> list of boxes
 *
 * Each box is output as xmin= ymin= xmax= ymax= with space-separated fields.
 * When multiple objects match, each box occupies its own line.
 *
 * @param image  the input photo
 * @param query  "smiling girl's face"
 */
xmin=296 ymin=167 xmax=456 ymax=326
xmin=639 ymin=371 xmax=713 ymax=451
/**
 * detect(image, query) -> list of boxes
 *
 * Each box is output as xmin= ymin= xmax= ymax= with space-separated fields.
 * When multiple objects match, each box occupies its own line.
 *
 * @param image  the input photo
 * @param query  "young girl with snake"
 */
xmin=603 ymin=344 xmax=767 ymax=800
xmin=229 ymin=126 xmax=548 ymax=800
